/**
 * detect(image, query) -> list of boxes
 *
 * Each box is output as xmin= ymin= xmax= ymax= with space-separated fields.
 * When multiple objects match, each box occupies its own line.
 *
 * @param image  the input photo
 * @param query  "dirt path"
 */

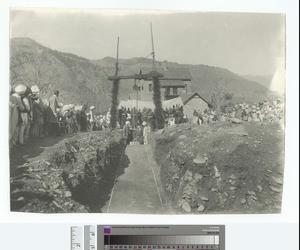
xmin=103 ymin=144 xmax=165 ymax=214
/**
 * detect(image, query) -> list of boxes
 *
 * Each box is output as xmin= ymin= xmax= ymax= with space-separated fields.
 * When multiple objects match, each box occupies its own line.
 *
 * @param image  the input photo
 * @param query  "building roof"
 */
xmin=180 ymin=92 xmax=212 ymax=107
xmin=140 ymin=67 xmax=192 ymax=81
xmin=119 ymin=98 xmax=183 ymax=110
xmin=160 ymin=79 xmax=186 ymax=87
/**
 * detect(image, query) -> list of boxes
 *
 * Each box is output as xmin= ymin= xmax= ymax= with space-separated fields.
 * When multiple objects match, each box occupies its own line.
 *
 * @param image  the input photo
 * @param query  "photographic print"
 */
xmin=9 ymin=8 xmax=285 ymax=214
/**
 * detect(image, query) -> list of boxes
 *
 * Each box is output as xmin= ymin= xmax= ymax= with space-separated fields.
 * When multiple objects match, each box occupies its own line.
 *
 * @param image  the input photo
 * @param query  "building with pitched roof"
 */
xmin=129 ymin=64 xmax=192 ymax=101
xmin=121 ymin=63 xmax=212 ymax=118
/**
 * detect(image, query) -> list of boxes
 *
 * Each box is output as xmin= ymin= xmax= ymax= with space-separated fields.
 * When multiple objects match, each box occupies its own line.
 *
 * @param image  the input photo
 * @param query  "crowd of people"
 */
xmin=190 ymin=99 xmax=285 ymax=126
xmin=9 ymin=84 xmax=284 ymax=149
xmin=9 ymin=85 xmax=112 ymax=148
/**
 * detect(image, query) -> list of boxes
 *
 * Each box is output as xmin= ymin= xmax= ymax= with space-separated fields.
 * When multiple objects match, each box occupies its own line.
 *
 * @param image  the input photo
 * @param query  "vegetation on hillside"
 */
xmin=10 ymin=37 xmax=273 ymax=113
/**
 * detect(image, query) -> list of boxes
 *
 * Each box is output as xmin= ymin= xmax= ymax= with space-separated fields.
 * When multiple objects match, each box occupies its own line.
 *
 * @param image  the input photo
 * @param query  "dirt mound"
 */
xmin=151 ymin=122 xmax=284 ymax=214
xmin=10 ymin=130 xmax=126 ymax=213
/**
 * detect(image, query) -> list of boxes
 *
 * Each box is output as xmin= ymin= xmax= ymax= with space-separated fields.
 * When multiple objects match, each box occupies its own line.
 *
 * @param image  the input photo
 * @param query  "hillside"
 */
xmin=10 ymin=37 xmax=272 ymax=112
xmin=241 ymin=74 xmax=273 ymax=90
xmin=92 ymin=57 xmax=273 ymax=104
xmin=10 ymin=37 xmax=112 ymax=112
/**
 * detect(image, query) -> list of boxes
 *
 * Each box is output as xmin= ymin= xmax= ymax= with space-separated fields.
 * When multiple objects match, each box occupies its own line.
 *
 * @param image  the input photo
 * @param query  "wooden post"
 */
xmin=150 ymin=22 xmax=164 ymax=129
xmin=110 ymin=37 xmax=120 ymax=129
xmin=150 ymin=22 xmax=156 ymax=71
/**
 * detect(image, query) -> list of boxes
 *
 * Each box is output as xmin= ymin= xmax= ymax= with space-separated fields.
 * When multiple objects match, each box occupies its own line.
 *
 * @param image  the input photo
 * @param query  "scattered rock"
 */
xmin=197 ymin=204 xmax=205 ymax=212
xmin=230 ymin=118 xmax=243 ymax=124
xmin=54 ymin=189 xmax=62 ymax=195
xmin=179 ymin=135 xmax=187 ymax=139
xmin=172 ymin=173 xmax=180 ymax=181
xmin=182 ymin=201 xmax=191 ymax=213
xmin=229 ymin=174 xmax=237 ymax=180
xmin=44 ymin=161 xmax=51 ymax=166
xmin=52 ymin=184 xmax=60 ymax=189
xmin=247 ymin=190 xmax=256 ymax=196
xmin=193 ymin=156 xmax=208 ymax=165
xmin=214 ymin=166 xmax=221 ymax=178
xmin=270 ymin=186 xmax=282 ymax=193
xmin=65 ymin=191 xmax=72 ymax=198
xmin=183 ymin=171 xmax=193 ymax=181
xmin=215 ymin=172 xmax=221 ymax=178
xmin=229 ymin=186 xmax=237 ymax=191
xmin=194 ymin=173 xmax=203 ymax=182
xmin=272 ymin=176 xmax=283 ymax=185
xmin=183 ymin=185 xmax=194 ymax=196
xmin=200 ymin=196 xmax=209 ymax=202
xmin=52 ymin=200 xmax=62 ymax=209
xmin=241 ymin=198 xmax=247 ymax=204
xmin=17 ymin=197 xmax=24 ymax=201
xmin=257 ymin=185 xmax=263 ymax=192
xmin=166 ymin=184 xmax=173 ymax=192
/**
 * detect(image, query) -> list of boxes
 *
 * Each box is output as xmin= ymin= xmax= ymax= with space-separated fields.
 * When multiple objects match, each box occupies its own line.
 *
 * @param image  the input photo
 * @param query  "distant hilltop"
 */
xmin=10 ymin=37 xmax=275 ymax=112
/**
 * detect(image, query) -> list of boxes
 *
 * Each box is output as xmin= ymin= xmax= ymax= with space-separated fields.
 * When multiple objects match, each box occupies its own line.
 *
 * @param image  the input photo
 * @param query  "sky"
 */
xmin=10 ymin=8 xmax=285 ymax=76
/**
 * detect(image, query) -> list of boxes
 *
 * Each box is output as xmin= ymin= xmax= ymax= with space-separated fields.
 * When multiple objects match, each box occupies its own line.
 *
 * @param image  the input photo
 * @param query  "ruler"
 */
xmin=71 ymin=226 xmax=84 ymax=250
xmin=84 ymin=225 xmax=97 ymax=250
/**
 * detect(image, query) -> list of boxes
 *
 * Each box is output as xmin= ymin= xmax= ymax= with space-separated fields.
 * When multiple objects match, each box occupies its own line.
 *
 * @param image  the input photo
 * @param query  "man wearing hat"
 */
xmin=49 ymin=90 xmax=59 ymax=114
xmin=10 ymin=85 xmax=26 ymax=147
xmin=31 ymin=85 xmax=44 ymax=137
xmin=143 ymin=121 xmax=150 ymax=145
xmin=123 ymin=120 xmax=131 ymax=144
xmin=19 ymin=86 xmax=32 ymax=145
xmin=89 ymin=106 xmax=96 ymax=131
xmin=48 ymin=90 xmax=61 ymax=136
xmin=76 ymin=104 xmax=88 ymax=131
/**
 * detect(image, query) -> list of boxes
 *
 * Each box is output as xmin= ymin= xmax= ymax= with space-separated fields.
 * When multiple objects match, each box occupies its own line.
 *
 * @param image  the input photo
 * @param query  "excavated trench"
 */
xmin=10 ymin=131 xmax=128 ymax=213
xmin=60 ymin=136 xmax=128 ymax=212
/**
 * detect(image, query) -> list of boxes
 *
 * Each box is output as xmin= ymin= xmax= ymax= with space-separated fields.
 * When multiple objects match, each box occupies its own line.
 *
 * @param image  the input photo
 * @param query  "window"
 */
xmin=166 ymin=87 xmax=170 ymax=95
xmin=149 ymin=83 xmax=153 ymax=92
xmin=173 ymin=87 xmax=178 ymax=95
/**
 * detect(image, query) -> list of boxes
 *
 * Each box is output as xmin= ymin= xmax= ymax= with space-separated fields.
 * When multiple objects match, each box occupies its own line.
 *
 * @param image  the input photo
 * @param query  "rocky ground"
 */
xmin=10 ymin=130 xmax=126 ymax=213
xmin=151 ymin=121 xmax=284 ymax=214
xmin=10 ymin=121 xmax=284 ymax=214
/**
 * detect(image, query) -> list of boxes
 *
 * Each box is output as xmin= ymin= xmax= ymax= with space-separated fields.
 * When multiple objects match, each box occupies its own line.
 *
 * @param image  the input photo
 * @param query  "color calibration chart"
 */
xmin=70 ymin=225 xmax=225 ymax=250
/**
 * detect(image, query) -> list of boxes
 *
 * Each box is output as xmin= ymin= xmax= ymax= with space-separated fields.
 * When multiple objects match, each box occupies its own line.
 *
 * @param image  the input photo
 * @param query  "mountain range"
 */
xmin=10 ymin=37 xmax=275 ymax=112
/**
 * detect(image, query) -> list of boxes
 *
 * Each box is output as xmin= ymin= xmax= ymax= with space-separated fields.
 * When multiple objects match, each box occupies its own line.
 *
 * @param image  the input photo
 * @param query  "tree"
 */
xmin=10 ymin=51 xmax=31 ymax=87
xmin=110 ymin=79 xmax=120 ymax=129
xmin=152 ymin=77 xmax=165 ymax=129
xmin=10 ymin=49 xmax=60 ymax=97
xmin=211 ymin=80 xmax=234 ymax=116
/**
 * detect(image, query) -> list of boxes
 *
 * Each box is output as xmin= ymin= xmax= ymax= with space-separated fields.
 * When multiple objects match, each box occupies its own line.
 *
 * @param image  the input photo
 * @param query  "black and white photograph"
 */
xmin=9 ymin=8 xmax=286 ymax=214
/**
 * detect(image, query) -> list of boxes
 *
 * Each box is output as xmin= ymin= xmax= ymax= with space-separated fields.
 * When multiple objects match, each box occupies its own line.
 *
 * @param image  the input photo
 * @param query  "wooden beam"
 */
xmin=108 ymin=71 xmax=163 ymax=81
